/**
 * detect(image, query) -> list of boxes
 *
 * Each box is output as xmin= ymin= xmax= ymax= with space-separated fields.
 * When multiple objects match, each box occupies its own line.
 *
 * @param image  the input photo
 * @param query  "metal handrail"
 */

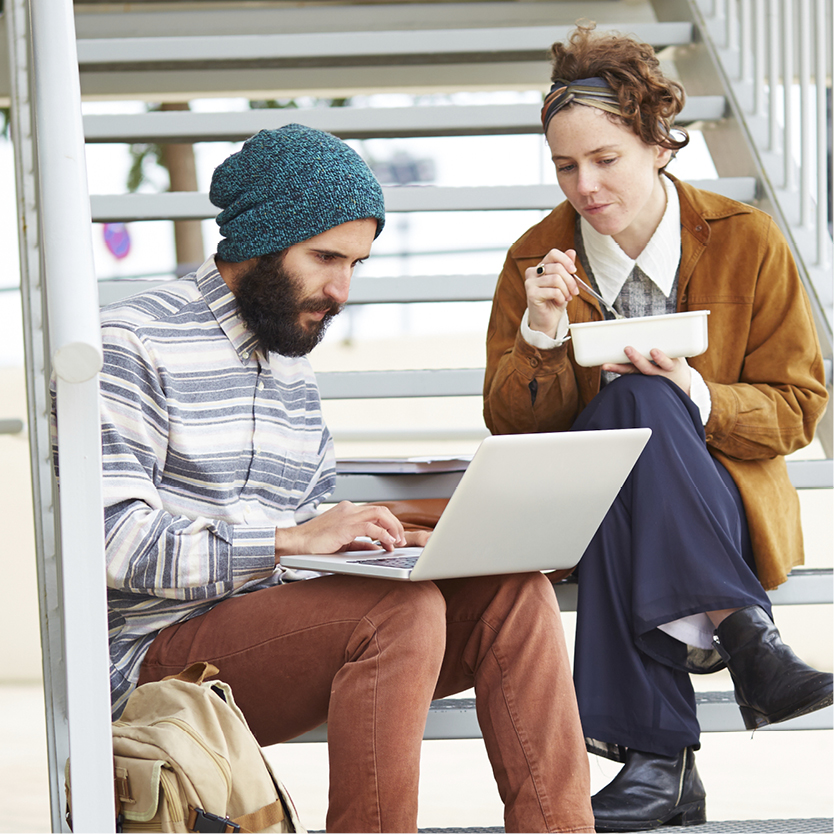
xmin=29 ymin=0 xmax=115 ymax=830
xmin=33 ymin=17 xmax=102 ymax=383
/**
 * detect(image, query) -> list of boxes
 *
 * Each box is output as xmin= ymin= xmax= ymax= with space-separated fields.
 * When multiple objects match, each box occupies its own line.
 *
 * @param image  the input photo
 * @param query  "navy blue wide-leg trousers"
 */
xmin=570 ymin=374 xmax=771 ymax=758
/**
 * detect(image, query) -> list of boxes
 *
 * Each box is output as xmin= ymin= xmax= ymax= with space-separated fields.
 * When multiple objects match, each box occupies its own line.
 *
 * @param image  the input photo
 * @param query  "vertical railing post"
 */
xmin=754 ymin=0 xmax=767 ymax=115
xmin=782 ymin=0 xmax=795 ymax=191
xmin=768 ymin=0 xmax=781 ymax=152
xmin=814 ymin=0 xmax=830 ymax=266
xmin=727 ymin=0 xmax=739 ymax=54
xmin=799 ymin=0 xmax=814 ymax=228
xmin=29 ymin=0 xmax=115 ymax=831
xmin=711 ymin=0 xmax=728 ymax=46
xmin=740 ymin=0 xmax=753 ymax=82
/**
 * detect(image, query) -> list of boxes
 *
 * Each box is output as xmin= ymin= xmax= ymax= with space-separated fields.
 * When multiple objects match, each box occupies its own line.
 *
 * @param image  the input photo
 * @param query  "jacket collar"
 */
xmin=671 ymin=173 xmax=752 ymax=298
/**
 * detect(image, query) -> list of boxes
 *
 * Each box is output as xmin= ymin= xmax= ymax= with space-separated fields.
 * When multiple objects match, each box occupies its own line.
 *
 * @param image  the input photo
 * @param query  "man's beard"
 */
xmin=233 ymin=252 xmax=343 ymax=357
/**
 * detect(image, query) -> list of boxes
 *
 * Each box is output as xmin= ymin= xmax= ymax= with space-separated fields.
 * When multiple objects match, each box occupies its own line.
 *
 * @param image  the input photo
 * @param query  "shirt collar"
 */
xmin=195 ymin=255 xmax=261 ymax=365
xmin=580 ymin=176 xmax=681 ymax=305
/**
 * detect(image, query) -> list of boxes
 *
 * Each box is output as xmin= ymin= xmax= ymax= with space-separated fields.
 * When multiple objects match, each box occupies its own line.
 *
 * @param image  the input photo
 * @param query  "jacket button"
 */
xmin=530 ymin=357 xmax=540 ymax=368
xmin=705 ymin=433 xmax=713 ymax=442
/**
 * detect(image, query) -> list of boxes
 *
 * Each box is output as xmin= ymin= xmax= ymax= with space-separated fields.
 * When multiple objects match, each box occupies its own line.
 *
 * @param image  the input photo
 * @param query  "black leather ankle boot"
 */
xmin=714 ymin=605 xmax=833 ymax=730
xmin=592 ymin=746 xmax=706 ymax=832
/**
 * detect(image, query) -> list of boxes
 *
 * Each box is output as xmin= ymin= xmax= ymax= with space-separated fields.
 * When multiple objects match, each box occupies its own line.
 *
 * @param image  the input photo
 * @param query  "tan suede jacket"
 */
xmin=484 ymin=176 xmax=829 ymax=589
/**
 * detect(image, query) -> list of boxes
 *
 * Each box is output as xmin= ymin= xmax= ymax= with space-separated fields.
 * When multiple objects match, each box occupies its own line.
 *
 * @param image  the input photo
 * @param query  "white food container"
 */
xmin=569 ymin=310 xmax=710 ymax=367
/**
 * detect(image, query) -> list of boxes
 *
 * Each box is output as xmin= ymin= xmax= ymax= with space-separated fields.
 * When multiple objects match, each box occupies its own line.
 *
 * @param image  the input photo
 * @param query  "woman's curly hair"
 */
xmin=550 ymin=23 xmax=689 ymax=153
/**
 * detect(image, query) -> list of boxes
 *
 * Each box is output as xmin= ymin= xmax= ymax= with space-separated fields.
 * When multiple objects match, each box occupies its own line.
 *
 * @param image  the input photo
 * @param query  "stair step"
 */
xmin=319 ymin=368 xmax=483 ymax=400
xmin=288 ymin=690 xmax=834 ymax=744
xmin=89 ymin=179 xmax=758 ymax=222
xmin=329 ymin=462 xmax=832 ymax=501
xmin=74 ymin=17 xmax=697 ymax=98
xmin=548 ymin=569 xmax=834 ymax=610
xmin=97 ymin=273 xmax=501 ymax=308
xmin=82 ymin=97 xmax=726 ymax=144
xmin=72 ymin=2 xmax=686 ymax=40
xmin=76 ymin=23 xmax=694 ymax=72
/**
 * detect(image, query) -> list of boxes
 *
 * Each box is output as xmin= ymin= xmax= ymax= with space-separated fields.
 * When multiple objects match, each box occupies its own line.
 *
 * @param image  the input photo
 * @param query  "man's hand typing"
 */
xmin=274 ymin=501 xmax=410 ymax=560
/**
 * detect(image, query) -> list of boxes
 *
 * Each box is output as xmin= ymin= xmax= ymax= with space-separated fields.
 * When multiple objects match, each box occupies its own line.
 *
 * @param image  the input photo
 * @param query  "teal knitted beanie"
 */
xmin=210 ymin=124 xmax=386 ymax=262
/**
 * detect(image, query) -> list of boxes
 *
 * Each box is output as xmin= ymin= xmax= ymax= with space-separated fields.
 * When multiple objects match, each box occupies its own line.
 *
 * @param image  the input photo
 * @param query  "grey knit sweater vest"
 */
xmin=575 ymin=221 xmax=680 ymax=385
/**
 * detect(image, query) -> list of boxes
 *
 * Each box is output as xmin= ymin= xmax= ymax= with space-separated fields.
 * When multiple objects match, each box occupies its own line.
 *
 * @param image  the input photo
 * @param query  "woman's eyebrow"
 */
xmin=553 ymin=144 xmax=621 ymax=161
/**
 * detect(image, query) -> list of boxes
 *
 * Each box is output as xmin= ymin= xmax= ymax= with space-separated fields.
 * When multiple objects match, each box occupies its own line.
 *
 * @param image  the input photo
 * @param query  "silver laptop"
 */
xmin=280 ymin=428 xmax=651 ymax=582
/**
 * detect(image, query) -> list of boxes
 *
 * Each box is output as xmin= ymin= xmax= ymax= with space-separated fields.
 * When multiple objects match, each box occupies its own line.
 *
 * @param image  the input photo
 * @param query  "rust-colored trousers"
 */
xmin=138 ymin=571 xmax=593 ymax=833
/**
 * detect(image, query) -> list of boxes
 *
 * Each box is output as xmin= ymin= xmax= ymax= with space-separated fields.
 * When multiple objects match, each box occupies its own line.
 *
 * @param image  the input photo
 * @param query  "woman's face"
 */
xmin=545 ymin=105 xmax=672 ymax=257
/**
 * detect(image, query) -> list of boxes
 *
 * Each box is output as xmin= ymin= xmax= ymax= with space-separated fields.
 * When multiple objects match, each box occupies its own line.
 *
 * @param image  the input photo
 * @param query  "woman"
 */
xmin=483 ymin=23 xmax=832 ymax=833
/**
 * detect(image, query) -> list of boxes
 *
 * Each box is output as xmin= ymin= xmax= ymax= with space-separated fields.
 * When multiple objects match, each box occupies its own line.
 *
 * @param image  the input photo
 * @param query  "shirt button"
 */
xmin=242 ymin=351 xmax=249 ymax=359
xmin=258 ymin=381 xmax=265 ymax=391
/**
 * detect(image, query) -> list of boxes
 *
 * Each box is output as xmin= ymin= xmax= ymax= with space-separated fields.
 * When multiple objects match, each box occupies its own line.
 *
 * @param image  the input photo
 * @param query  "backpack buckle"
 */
xmin=187 ymin=807 xmax=240 ymax=833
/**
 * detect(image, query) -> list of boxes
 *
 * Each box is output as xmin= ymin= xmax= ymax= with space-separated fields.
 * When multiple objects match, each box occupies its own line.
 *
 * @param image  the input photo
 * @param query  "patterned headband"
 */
xmin=541 ymin=76 xmax=622 ymax=133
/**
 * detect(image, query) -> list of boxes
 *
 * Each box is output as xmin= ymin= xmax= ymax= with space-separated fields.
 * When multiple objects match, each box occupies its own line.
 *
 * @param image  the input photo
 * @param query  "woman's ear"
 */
xmin=655 ymin=145 xmax=674 ymax=170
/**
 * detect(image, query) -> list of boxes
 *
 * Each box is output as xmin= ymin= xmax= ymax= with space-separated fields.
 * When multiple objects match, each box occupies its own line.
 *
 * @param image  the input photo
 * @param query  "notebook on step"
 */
xmin=280 ymin=428 xmax=651 ymax=582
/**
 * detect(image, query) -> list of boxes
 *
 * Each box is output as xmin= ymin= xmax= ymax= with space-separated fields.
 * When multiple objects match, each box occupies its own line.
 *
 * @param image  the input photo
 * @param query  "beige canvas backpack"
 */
xmin=67 ymin=662 xmax=305 ymax=833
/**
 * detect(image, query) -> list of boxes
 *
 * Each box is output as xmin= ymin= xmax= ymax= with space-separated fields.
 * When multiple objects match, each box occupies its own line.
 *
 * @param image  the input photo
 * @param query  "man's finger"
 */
xmin=336 ymin=540 xmax=382 ymax=553
xmin=365 ymin=508 xmax=405 ymax=541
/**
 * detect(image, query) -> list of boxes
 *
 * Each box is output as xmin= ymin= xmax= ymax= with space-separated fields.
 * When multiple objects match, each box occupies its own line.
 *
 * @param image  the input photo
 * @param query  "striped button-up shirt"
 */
xmin=89 ymin=256 xmax=335 ymax=717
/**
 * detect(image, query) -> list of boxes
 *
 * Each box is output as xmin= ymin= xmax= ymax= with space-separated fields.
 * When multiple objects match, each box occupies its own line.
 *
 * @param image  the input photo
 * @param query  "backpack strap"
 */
xmin=163 ymin=661 xmax=220 ymax=685
xmin=233 ymin=799 xmax=287 ymax=832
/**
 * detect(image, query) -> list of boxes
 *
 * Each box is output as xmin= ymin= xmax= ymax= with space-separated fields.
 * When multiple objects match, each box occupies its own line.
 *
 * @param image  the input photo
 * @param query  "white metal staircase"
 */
xmin=2 ymin=1 xmax=831 ymax=831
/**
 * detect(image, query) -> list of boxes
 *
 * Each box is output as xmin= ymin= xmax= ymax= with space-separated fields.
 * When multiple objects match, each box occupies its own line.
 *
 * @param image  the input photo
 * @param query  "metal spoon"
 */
xmin=573 ymin=274 xmax=625 ymax=320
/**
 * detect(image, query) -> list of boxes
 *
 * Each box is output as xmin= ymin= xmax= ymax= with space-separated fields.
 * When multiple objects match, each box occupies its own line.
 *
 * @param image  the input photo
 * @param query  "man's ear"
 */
xmin=215 ymin=255 xmax=257 ymax=294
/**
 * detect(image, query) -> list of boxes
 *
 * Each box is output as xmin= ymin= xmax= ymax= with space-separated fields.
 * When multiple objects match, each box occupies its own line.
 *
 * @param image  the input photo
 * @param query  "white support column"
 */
xmin=29 ymin=0 xmax=115 ymax=831
xmin=31 ymin=3 xmax=104 ymax=384
xmin=54 ymin=377 xmax=114 ymax=833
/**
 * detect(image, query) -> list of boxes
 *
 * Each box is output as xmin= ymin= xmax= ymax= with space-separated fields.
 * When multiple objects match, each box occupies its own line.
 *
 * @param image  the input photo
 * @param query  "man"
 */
xmin=93 ymin=125 xmax=593 ymax=833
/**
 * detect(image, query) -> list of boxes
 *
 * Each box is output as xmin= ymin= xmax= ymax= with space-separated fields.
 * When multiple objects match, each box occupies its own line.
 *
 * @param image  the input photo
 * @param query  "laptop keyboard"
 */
xmin=346 ymin=555 xmax=420 ymax=569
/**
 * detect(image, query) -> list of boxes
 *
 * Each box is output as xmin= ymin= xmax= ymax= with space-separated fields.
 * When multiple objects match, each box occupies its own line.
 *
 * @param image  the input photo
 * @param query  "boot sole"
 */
xmin=739 ymin=686 xmax=833 ymax=730
xmin=594 ymin=799 xmax=707 ymax=832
